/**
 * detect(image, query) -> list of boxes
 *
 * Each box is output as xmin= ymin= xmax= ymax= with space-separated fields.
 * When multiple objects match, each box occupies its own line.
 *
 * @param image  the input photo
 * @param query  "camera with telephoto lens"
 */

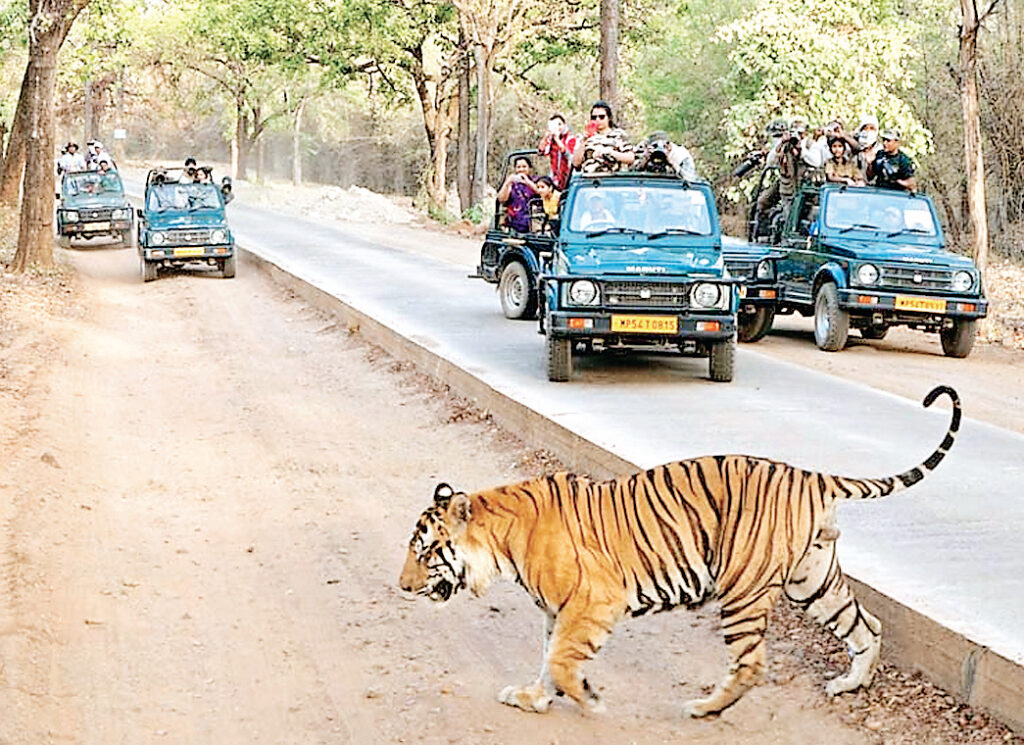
xmin=637 ymin=138 xmax=672 ymax=173
xmin=879 ymin=157 xmax=898 ymax=179
xmin=732 ymin=149 xmax=765 ymax=178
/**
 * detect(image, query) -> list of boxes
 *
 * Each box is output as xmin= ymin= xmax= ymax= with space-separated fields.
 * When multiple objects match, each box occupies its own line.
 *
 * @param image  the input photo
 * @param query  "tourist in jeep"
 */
xmin=497 ymin=156 xmax=538 ymax=233
xmin=825 ymin=138 xmax=865 ymax=186
xmin=572 ymin=100 xmax=634 ymax=174
xmin=538 ymin=114 xmax=576 ymax=190
xmin=869 ymin=129 xmax=916 ymax=191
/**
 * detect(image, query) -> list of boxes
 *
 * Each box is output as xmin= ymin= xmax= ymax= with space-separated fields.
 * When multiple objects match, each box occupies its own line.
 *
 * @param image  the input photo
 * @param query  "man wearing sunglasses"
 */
xmin=573 ymin=101 xmax=635 ymax=174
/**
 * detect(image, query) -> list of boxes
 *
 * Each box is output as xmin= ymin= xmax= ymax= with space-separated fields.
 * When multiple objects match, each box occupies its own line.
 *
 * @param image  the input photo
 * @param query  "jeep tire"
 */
xmin=708 ymin=337 xmax=735 ymax=382
xmin=222 ymin=254 xmax=237 ymax=279
xmin=737 ymin=306 xmax=775 ymax=343
xmin=141 ymin=256 xmax=157 ymax=283
xmin=813 ymin=283 xmax=849 ymax=352
xmin=58 ymin=235 xmax=71 ymax=249
xmin=546 ymin=333 xmax=572 ymax=382
xmin=940 ymin=319 xmax=976 ymax=358
xmin=499 ymin=261 xmax=536 ymax=320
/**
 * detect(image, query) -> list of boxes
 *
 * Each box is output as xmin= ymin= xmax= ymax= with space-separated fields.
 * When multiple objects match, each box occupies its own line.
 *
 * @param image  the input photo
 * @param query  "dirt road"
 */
xmin=0 ymin=243 xmax=1017 ymax=744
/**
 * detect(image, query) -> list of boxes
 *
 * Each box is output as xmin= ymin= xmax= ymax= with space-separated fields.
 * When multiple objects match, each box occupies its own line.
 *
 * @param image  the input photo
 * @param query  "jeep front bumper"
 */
xmin=547 ymin=310 xmax=735 ymax=341
xmin=143 ymin=244 xmax=234 ymax=261
xmin=837 ymin=288 xmax=987 ymax=320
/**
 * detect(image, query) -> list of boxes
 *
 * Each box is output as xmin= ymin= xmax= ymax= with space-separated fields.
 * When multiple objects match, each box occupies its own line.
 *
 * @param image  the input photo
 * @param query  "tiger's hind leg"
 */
xmin=684 ymin=585 xmax=782 ymax=717
xmin=784 ymin=530 xmax=882 ymax=696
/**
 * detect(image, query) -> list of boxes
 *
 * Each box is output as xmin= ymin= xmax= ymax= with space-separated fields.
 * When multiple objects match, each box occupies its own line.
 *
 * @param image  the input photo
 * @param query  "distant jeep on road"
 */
xmin=56 ymin=169 xmax=133 ymax=248
xmin=137 ymin=167 xmax=235 ymax=282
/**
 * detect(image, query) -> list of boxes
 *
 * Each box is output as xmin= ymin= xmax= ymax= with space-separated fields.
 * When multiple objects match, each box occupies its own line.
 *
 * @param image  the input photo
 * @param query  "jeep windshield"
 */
xmin=146 ymin=183 xmax=223 ymax=213
xmin=63 ymin=172 xmax=123 ymax=197
xmin=824 ymin=191 xmax=938 ymax=238
xmin=567 ymin=183 xmax=713 ymax=237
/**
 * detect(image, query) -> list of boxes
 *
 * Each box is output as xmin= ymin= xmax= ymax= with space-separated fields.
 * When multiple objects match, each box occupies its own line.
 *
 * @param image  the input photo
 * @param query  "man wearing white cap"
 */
xmin=854 ymin=115 xmax=881 ymax=181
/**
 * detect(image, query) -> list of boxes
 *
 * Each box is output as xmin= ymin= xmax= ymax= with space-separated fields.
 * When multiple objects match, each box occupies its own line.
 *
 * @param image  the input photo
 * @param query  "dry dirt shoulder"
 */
xmin=0 ymin=237 xmax=1018 ymax=743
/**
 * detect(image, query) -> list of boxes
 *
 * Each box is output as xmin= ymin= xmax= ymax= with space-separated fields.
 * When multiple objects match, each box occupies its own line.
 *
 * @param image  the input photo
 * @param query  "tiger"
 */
xmin=398 ymin=385 xmax=960 ymax=718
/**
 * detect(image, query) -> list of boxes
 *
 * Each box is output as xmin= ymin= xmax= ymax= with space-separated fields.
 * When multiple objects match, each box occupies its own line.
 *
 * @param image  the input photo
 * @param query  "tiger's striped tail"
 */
xmin=838 ymin=385 xmax=961 ymax=500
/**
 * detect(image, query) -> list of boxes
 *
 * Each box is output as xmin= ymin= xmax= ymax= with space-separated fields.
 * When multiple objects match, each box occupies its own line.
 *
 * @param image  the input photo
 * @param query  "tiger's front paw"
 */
xmin=498 ymin=683 xmax=553 ymax=713
xmin=683 ymin=696 xmax=720 ymax=718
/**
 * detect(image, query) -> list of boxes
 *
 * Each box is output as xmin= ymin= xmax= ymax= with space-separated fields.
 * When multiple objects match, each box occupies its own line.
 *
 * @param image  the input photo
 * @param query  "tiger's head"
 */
xmin=398 ymin=483 xmax=472 ymax=604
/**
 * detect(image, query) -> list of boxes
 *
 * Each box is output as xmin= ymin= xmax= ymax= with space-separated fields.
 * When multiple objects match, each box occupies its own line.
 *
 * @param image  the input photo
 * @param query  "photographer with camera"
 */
xmin=538 ymin=114 xmax=577 ymax=191
xmin=853 ymin=115 xmax=881 ymax=181
xmin=868 ymin=129 xmax=915 ymax=191
xmin=636 ymin=131 xmax=698 ymax=180
xmin=572 ymin=101 xmax=635 ymax=174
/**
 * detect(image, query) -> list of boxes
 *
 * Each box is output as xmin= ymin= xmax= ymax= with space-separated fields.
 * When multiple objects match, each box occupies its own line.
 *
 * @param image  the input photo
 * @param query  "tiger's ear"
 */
xmin=433 ymin=482 xmax=455 ymax=507
xmin=446 ymin=492 xmax=472 ymax=529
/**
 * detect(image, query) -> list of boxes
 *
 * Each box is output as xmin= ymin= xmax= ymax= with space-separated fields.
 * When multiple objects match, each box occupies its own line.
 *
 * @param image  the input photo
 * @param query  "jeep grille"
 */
xmin=165 ymin=228 xmax=212 ymax=245
xmin=602 ymin=281 xmax=689 ymax=308
xmin=81 ymin=208 xmax=112 ymax=221
xmin=879 ymin=265 xmax=955 ymax=292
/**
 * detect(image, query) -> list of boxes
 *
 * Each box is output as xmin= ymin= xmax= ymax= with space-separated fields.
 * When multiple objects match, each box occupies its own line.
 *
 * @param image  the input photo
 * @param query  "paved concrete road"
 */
xmin=211 ymin=200 xmax=1023 ymax=670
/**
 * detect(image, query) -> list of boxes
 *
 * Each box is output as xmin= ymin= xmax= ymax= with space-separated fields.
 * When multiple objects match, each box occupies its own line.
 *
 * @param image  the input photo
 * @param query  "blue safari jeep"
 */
xmin=541 ymin=172 xmax=740 ymax=382
xmin=769 ymin=184 xmax=988 ymax=357
xmin=56 ymin=169 xmax=134 ymax=247
xmin=137 ymin=167 xmax=235 ymax=282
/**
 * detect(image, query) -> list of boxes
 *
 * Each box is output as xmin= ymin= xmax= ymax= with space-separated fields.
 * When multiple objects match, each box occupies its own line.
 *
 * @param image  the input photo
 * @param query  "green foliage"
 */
xmin=716 ymin=0 xmax=931 ymax=157
xmin=0 ymin=0 xmax=28 ymax=57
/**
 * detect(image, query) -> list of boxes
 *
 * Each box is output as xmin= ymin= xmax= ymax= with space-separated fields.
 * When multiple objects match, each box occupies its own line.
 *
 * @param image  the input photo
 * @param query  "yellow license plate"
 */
xmin=173 ymin=247 xmax=205 ymax=257
xmin=85 ymin=221 xmax=110 ymax=230
xmin=895 ymin=296 xmax=947 ymax=313
xmin=611 ymin=315 xmax=678 ymax=334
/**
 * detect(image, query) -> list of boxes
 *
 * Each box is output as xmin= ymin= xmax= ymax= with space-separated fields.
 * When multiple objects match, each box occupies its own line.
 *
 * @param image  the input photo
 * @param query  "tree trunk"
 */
xmin=232 ymin=102 xmax=249 ymax=181
xmin=456 ymin=33 xmax=473 ymax=211
xmin=292 ymin=99 xmax=305 ymax=186
xmin=0 ymin=64 xmax=32 ymax=206
xmin=599 ymin=0 xmax=619 ymax=111
xmin=959 ymin=0 xmax=990 ymax=279
xmin=472 ymin=45 xmax=491 ymax=202
xmin=13 ymin=40 xmax=59 ymax=271
xmin=84 ymin=78 xmax=95 ymax=145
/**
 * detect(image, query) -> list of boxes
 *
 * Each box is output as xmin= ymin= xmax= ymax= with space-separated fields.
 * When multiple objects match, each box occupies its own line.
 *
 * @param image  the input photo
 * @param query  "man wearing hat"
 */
xmin=869 ymin=129 xmax=916 ymax=191
xmin=57 ymin=142 xmax=86 ymax=174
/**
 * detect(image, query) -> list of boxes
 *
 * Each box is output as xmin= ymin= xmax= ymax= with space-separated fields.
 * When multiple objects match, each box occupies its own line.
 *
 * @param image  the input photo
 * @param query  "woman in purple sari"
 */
xmin=497 ymin=156 xmax=538 ymax=233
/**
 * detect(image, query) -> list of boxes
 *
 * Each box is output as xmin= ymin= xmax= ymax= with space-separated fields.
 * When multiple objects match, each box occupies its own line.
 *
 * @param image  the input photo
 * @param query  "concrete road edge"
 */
xmin=243 ymin=248 xmax=1023 ymax=734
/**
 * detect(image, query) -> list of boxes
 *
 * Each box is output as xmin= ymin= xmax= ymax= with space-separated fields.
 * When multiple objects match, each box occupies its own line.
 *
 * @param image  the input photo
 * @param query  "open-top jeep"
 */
xmin=56 ymin=169 xmax=133 ymax=247
xmin=475 ymin=149 xmax=775 ymax=330
xmin=761 ymin=182 xmax=988 ymax=356
xmin=540 ymin=172 xmax=739 ymax=382
xmin=137 ymin=167 xmax=235 ymax=282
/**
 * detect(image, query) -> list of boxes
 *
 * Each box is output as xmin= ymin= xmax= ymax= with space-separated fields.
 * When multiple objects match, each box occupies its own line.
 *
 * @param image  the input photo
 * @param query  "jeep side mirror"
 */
xmin=136 ymin=208 xmax=143 ymax=218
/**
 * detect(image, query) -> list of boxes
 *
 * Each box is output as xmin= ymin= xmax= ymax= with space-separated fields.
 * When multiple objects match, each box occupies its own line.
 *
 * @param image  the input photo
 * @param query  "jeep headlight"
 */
xmin=951 ymin=270 xmax=974 ymax=293
xmin=568 ymin=280 xmax=599 ymax=305
xmin=112 ymin=208 xmax=130 ymax=220
xmin=211 ymin=229 xmax=227 ymax=244
xmin=151 ymin=232 xmax=166 ymax=246
xmin=692 ymin=282 xmax=722 ymax=308
xmin=755 ymin=259 xmax=775 ymax=281
xmin=64 ymin=211 xmax=79 ymax=222
xmin=855 ymin=263 xmax=879 ymax=286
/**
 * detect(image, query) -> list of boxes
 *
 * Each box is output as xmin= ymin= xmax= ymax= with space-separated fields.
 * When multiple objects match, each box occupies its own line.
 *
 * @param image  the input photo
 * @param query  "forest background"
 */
xmin=0 ymin=0 xmax=1022 ymax=259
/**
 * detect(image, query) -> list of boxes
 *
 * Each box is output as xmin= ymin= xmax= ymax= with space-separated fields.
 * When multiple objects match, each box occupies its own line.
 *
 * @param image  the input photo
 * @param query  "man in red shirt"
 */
xmin=538 ymin=114 xmax=577 ymax=191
